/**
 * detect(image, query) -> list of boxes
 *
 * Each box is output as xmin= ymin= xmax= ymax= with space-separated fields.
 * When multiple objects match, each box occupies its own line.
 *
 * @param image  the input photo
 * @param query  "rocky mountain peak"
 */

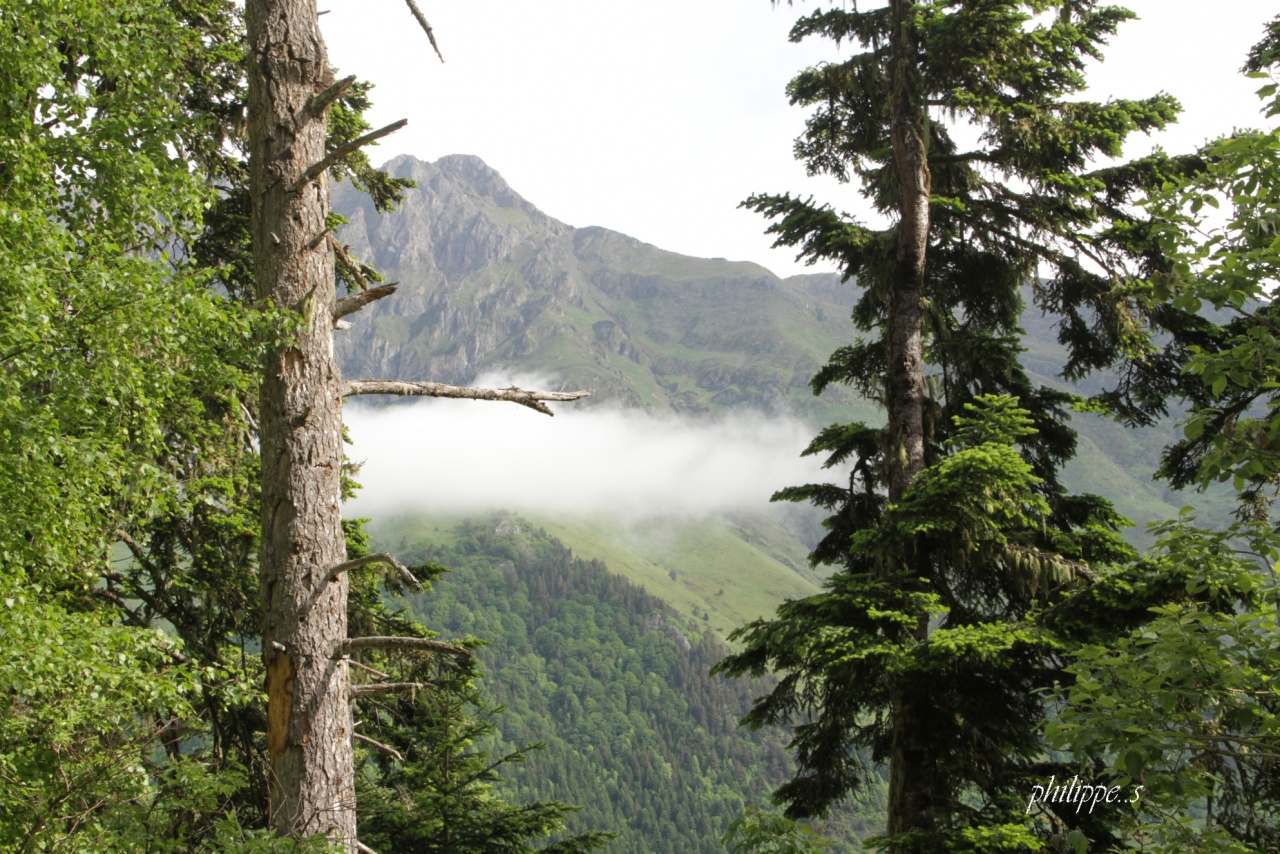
xmin=333 ymin=155 xmax=856 ymax=416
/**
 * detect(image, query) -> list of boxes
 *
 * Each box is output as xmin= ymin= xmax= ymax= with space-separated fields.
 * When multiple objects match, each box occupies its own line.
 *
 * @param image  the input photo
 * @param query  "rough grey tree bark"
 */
xmin=247 ymin=0 xmax=354 ymax=840
xmin=246 ymin=1 xmax=585 ymax=845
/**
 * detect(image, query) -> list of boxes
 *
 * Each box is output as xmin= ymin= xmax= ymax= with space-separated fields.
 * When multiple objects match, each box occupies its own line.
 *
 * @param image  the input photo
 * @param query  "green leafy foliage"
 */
xmin=0 ymin=2 xmax=578 ymax=849
xmin=1050 ymin=519 xmax=1280 ymax=852
xmin=0 ymin=2 xmax=270 ymax=847
xmin=0 ymin=593 xmax=195 ymax=850
xmin=1050 ymin=28 xmax=1280 ymax=850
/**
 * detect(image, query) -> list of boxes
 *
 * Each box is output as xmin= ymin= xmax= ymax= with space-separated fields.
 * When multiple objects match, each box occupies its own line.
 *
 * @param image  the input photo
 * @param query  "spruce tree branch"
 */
xmin=328 ymin=553 xmax=423 ymax=592
xmin=353 ymin=733 xmax=404 ymax=763
xmin=403 ymin=0 xmax=445 ymax=62
xmin=308 ymin=74 xmax=356 ymax=117
xmin=1004 ymin=543 xmax=1097 ymax=581
xmin=931 ymin=150 xmax=999 ymax=165
xmin=350 ymin=682 xmax=432 ymax=698
xmin=339 ymin=636 xmax=474 ymax=659
xmin=334 ymin=283 xmax=398 ymax=321
xmin=341 ymin=380 xmax=590 ymax=416
xmin=291 ymin=119 xmax=408 ymax=192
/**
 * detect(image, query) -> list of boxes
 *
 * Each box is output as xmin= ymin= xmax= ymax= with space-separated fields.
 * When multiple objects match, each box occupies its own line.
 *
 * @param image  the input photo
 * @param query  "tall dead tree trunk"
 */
xmin=884 ymin=0 xmax=934 ymax=849
xmin=247 ymin=0 xmax=354 ymax=841
xmin=246 ymin=4 xmax=588 ymax=846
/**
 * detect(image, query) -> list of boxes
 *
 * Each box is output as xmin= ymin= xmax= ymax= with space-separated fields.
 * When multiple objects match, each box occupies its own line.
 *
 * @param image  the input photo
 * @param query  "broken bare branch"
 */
xmin=349 ymin=659 xmax=392 ymax=680
xmin=403 ymin=0 xmax=445 ymax=62
xmin=339 ymin=636 xmax=474 ymax=659
xmin=353 ymin=733 xmax=404 ymax=763
xmin=327 ymin=553 xmax=423 ymax=592
xmin=341 ymin=380 xmax=590 ymax=416
xmin=308 ymin=73 xmax=356 ymax=117
xmin=291 ymin=118 xmax=408 ymax=192
xmin=350 ymin=682 xmax=431 ymax=698
xmin=354 ymin=842 xmax=379 ymax=854
xmin=334 ymin=283 xmax=398 ymax=321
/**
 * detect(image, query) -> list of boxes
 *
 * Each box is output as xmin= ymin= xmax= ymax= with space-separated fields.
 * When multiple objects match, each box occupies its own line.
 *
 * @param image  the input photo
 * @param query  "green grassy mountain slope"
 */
xmin=374 ymin=510 xmax=822 ymax=644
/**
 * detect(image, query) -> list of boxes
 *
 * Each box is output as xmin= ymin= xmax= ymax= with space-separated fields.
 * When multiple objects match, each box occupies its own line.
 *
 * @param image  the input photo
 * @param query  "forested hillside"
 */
xmin=372 ymin=513 xmax=875 ymax=852
xmin=6 ymin=1 xmax=1280 ymax=852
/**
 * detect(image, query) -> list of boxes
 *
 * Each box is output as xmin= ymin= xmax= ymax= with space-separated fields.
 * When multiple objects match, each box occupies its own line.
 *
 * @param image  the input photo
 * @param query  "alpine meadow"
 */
xmin=1 ymin=2 xmax=1279 ymax=853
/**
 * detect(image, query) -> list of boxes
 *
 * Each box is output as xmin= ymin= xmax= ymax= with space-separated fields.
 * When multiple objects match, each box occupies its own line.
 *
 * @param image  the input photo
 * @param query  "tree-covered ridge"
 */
xmin=372 ymin=514 xmax=876 ymax=853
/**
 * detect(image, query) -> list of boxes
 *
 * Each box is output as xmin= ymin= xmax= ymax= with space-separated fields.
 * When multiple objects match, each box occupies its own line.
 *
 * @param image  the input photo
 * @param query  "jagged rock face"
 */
xmin=333 ymin=154 xmax=861 ymax=417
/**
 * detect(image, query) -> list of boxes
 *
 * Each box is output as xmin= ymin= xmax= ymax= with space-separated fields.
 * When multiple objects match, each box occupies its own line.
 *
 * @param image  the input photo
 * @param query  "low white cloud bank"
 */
xmin=343 ymin=384 xmax=828 ymax=519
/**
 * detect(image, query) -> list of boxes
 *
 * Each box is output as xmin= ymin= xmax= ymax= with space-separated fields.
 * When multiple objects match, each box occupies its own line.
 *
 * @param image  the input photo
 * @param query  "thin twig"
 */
xmin=342 ymin=380 xmax=590 ymax=416
xmin=353 ymin=733 xmax=405 ymax=763
xmin=349 ymin=659 xmax=393 ymax=680
xmin=403 ymin=0 xmax=445 ymax=62
xmin=328 ymin=233 xmax=369 ymax=291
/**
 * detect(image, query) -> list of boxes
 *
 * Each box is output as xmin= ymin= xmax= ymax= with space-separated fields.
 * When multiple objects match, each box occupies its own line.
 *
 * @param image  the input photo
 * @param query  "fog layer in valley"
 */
xmin=343 ymin=376 xmax=829 ymax=520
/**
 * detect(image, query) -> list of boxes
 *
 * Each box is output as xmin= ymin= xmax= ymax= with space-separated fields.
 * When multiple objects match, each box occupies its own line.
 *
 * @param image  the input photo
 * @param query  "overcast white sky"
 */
xmin=324 ymin=1 xmax=1278 ymax=278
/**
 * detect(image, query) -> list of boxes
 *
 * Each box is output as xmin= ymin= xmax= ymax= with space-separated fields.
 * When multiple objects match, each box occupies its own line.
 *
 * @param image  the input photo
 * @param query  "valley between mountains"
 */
xmin=332 ymin=154 xmax=1219 ymax=851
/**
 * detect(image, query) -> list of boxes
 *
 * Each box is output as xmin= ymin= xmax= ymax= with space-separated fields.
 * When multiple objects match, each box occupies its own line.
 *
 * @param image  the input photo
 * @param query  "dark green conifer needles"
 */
xmin=716 ymin=2 xmax=1195 ymax=850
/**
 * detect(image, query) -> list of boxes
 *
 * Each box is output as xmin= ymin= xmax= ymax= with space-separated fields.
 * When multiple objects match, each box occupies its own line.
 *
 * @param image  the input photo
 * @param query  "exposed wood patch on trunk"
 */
xmin=266 ymin=652 xmax=295 ymax=762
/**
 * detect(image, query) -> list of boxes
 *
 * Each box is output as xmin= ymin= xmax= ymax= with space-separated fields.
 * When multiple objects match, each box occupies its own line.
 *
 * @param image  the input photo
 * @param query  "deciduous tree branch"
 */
xmin=114 ymin=528 xmax=158 ymax=576
xmin=341 ymin=380 xmax=590 ymax=416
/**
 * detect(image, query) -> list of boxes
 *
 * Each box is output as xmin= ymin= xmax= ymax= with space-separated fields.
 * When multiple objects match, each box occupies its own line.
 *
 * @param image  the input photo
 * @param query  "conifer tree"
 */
xmin=716 ymin=2 xmax=1192 ymax=850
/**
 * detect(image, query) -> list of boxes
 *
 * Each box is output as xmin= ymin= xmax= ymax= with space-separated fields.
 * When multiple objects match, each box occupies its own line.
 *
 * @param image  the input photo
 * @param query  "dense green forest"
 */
xmin=369 ymin=513 xmax=877 ymax=852
xmin=3 ymin=0 xmax=1280 ymax=852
